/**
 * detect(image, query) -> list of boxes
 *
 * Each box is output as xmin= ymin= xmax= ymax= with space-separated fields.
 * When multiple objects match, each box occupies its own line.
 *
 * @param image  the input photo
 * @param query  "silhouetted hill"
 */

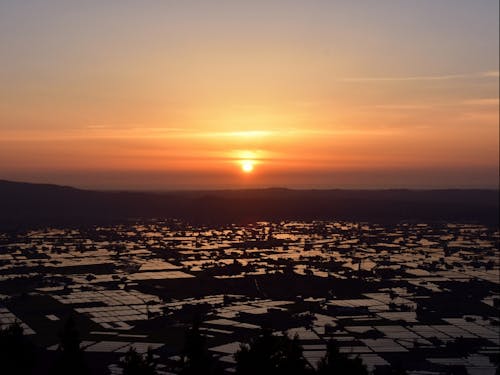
xmin=0 ymin=180 xmax=498 ymax=227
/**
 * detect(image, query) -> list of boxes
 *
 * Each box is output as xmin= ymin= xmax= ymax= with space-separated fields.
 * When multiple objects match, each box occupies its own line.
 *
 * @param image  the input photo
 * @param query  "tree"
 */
xmin=316 ymin=339 xmax=368 ymax=375
xmin=0 ymin=322 xmax=35 ymax=375
xmin=51 ymin=314 xmax=89 ymax=375
xmin=120 ymin=347 xmax=157 ymax=375
xmin=178 ymin=318 xmax=222 ymax=375
xmin=235 ymin=328 xmax=312 ymax=375
xmin=373 ymin=366 xmax=408 ymax=375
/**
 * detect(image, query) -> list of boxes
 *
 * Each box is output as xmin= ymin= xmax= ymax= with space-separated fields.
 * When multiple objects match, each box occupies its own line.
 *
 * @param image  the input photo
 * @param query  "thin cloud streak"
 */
xmin=339 ymin=71 xmax=499 ymax=82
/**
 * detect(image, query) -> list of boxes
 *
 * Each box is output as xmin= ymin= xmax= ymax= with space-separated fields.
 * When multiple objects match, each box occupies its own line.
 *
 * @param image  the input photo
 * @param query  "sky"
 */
xmin=0 ymin=0 xmax=498 ymax=190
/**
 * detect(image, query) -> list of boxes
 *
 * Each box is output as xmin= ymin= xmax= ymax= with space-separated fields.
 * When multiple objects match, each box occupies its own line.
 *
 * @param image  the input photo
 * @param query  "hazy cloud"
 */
xmin=339 ymin=71 xmax=499 ymax=82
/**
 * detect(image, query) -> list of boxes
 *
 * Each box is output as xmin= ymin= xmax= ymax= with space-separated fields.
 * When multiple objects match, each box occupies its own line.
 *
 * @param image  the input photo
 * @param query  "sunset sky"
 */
xmin=1 ymin=0 xmax=498 ymax=190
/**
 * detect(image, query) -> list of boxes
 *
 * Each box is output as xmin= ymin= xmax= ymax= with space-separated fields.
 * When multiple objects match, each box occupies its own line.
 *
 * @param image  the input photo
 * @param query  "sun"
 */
xmin=241 ymin=160 xmax=254 ymax=173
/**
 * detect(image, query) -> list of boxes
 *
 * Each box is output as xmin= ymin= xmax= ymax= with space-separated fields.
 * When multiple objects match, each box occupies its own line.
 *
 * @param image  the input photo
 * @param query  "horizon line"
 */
xmin=1 ymin=179 xmax=499 ymax=193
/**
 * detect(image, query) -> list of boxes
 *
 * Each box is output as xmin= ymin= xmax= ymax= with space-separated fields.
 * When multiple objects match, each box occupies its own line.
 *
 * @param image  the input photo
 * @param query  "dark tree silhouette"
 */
xmin=177 ymin=318 xmax=222 ymax=375
xmin=235 ymin=328 xmax=312 ymax=375
xmin=316 ymin=339 xmax=368 ymax=375
xmin=51 ymin=314 xmax=89 ymax=375
xmin=0 ymin=322 xmax=35 ymax=375
xmin=120 ymin=347 xmax=157 ymax=375
xmin=443 ymin=366 xmax=468 ymax=375
xmin=373 ymin=366 xmax=409 ymax=375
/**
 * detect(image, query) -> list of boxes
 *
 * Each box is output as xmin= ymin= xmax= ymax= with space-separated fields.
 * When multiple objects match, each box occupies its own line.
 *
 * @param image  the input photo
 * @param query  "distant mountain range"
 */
xmin=0 ymin=180 xmax=498 ymax=227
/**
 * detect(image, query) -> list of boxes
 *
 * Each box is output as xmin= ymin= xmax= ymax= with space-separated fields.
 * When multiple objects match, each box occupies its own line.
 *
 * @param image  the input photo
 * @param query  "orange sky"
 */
xmin=0 ymin=1 xmax=498 ymax=189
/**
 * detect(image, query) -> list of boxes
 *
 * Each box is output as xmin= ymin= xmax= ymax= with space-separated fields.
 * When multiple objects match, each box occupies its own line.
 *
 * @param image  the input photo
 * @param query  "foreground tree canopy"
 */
xmin=0 ymin=319 xmax=409 ymax=375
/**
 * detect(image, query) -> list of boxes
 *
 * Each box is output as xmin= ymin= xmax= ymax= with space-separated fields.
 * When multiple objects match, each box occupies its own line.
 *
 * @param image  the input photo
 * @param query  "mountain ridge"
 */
xmin=0 ymin=179 xmax=498 ymax=227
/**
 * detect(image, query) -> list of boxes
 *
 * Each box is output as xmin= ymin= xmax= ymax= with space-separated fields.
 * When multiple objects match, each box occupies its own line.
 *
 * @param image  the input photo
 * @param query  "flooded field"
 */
xmin=0 ymin=221 xmax=498 ymax=374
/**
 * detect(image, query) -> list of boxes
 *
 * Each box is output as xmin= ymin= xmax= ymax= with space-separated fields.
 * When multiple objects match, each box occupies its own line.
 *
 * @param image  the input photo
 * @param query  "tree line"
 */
xmin=0 ymin=315 xmax=409 ymax=375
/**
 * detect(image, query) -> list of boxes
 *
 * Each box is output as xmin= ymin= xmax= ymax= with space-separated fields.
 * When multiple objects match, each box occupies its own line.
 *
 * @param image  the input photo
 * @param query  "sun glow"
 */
xmin=241 ymin=160 xmax=255 ymax=173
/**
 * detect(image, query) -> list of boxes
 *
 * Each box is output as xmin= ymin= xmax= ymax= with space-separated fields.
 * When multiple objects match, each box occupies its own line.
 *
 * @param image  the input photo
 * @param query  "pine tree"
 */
xmin=51 ymin=314 xmax=89 ymax=375
xmin=235 ymin=328 xmax=311 ymax=375
xmin=121 ymin=347 xmax=157 ymax=375
xmin=178 ymin=317 xmax=222 ymax=375
xmin=317 ymin=339 xmax=368 ymax=375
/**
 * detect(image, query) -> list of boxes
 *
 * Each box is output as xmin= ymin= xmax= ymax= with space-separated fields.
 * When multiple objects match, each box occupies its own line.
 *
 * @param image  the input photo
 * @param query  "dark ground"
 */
xmin=0 ymin=180 xmax=498 ymax=228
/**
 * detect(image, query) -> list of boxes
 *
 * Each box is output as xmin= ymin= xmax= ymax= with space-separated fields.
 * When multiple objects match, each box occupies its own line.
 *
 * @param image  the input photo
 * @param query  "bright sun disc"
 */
xmin=241 ymin=160 xmax=254 ymax=173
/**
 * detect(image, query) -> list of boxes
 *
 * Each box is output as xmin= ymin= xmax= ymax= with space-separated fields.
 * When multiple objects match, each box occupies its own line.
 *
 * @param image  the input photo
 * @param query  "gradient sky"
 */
xmin=1 ymin=0 xmax=498 ymax=190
